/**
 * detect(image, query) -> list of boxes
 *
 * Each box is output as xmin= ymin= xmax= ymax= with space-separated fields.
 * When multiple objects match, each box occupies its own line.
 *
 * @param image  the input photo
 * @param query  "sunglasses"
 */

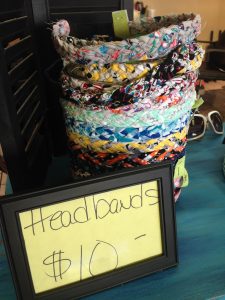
xmin=187 ymin=110 xmax=224 ymax=141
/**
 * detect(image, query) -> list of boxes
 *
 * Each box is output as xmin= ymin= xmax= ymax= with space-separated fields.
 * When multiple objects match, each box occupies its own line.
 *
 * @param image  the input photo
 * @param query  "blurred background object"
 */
xmin=0 ymin=145 xmax=7 ymax=196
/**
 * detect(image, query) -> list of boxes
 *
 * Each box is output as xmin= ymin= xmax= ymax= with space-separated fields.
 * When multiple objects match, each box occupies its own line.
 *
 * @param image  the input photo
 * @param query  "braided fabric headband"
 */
xmin=61 ymin=88 xmax=196 ymax=127
xmin=62 ymin=41 xmax=204 ymax=86
xmin=67 ymin=126 xmax=188 ymax=154
xmin=53 ymin=14 xmax=201 ymax=65
xmin=70 ymin=145 xmax=186 ymax=174
xmin=64 ymin=113 xmax=190 ymax=143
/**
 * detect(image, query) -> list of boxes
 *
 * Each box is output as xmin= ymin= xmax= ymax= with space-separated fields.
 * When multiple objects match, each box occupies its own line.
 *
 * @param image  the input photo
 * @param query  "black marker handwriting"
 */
xmin=89 ymin=240 xmax=118 ymax=276
xmin=43 ymin=250 xmax=71 ymax=282
xmin=134 ymin=234 xmax=146 ymax=240
xmin=23 ymin=185 xmax=159 ymax=235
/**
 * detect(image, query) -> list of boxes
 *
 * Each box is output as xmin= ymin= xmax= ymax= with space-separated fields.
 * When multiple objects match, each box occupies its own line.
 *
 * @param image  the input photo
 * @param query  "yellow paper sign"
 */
xmin=19 ymin=181 xmax=162 ymax=294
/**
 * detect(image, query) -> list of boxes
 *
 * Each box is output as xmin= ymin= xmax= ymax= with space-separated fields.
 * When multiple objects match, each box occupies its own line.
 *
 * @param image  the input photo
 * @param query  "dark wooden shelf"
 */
xmin=0 ymin=4 xmax=51 ymax=192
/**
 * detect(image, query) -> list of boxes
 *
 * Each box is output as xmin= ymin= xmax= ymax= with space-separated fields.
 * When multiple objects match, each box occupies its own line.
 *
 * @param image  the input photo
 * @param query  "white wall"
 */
xmin=135 ymin=0 xmax=225 ymax=42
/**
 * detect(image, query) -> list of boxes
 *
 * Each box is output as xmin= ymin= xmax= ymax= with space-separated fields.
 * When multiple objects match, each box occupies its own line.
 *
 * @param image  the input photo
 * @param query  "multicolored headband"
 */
xmin=61 ymin=88 xmax=196 ymax=128
xmin=53 ymin=14 xmax=201 ymax=65
xmin=70 ymin=144 xmax=186 ymax=175
xmin=62 ymin=72 xmax=197 ymax=111
xmin=62 ymin=42 xmax=204 ymax=86
xmin=64 ymin=113 xmax=190 ymax=143
xmin=67 ymin=126 xmax=188 ymax=154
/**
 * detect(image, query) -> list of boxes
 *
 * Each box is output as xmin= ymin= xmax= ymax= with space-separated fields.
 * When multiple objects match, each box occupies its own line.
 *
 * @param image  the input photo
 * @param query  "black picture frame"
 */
xmin=0 ymin=162 xmax=177 ymax=300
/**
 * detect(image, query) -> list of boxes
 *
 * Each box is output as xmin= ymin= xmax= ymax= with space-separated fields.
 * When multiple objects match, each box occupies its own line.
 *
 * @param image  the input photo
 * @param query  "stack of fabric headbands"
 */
xmin=52 ymin=13 xmax=204 ymax=201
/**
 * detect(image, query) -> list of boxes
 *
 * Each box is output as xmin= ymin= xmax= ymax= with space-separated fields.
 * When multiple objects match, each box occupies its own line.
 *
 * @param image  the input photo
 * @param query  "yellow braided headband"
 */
xmin=67 ymin=127 xmax=188 ymax=154
xmin=63 ymin=57 xmax=161 ymax=84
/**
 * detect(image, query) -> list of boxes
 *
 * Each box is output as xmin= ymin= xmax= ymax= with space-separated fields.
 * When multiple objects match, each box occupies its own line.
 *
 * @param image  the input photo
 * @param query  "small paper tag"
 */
xmin=174 ymin=156 xmax=189 ymax=187
xmin=112 ymin=10 xmax=130 ymax=39
xmin=192 ymin=97 xmax=204 ymax=110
